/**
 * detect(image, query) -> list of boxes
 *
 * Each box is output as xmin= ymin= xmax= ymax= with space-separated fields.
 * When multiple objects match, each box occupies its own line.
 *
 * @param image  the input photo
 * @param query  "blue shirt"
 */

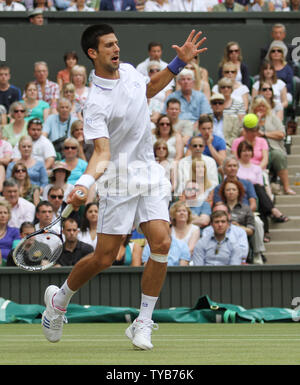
xmin=43 ymin=114 xmax=77 ymax=142
xmin=62 ymin=158 xmax=88 ymax=186
xmin=192 ymin=232 xmax=243 ymax=266
xmin=164 ymin=90 xmax=212 ymax=122
xmin=202 ymin=224 xmax=248 ymax=263
xmin=213 ymin=177 xmax=257 ymax=206
xmin=7 ymin=160 xmax=48 ymax=187
xmin=190 ymin=201 xmax=212 ymax=217
xmin=142 ymin=236 xmax=190 ymax=266
xmin=195 ymin=134 xmax=227 ymax=158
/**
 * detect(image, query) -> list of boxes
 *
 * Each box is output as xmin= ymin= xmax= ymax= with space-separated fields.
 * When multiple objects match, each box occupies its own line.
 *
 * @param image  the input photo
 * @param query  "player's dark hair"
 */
xmin=81 ymin=24 xmax=115 ymax=63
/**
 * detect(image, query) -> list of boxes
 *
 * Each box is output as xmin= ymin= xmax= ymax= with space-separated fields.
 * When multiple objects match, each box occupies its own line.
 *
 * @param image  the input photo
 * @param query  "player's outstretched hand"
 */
xmin=66 ymin=186 xmax=88 ymax=210
xmin=172 ymin=30 xmax=207 ymax=64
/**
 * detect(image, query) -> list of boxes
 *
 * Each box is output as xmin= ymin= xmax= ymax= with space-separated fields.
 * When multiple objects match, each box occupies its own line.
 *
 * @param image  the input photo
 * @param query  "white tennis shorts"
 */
xmin=97 ymin=173 xmax=171 ymax=235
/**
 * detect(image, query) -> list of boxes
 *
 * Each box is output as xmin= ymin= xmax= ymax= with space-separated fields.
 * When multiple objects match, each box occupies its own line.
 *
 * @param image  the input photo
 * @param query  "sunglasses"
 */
xmin=192 ymin=144 xmax=204 ymax=148
xmin=14 ymin=169 xmax=26 ymax=173
xmin=229 ymin=49 xmax=239 ymax=53
xmin=271 ymin=49 xmax=282 ymax=53
xmin=157 ymin=146 xmax=167 ymax=150
xmin=149 ymin=69 xmax=160 ymax=73
xmin=211 ymin=101 xmax=224 ymax=105
xmin=262 ymin=87 xmax=272 ymax=91
xmin=220 ymin=85 xmax=232 ymax=89
xmin=14 ymin=109 xmax=25 ymax=113
xmin=159 ymin=122 xmax=170 ymax=126
xmin=50 ymin=195 xmax=64 ymax=200
xmin=185 ymin=187 xmax=200 ymax=193
xmin=224 ymin=70 xmax=236 ymax=74
xmin=30 ymin=118 xmax=42 ymax=125
xmin=64 ymin=146 xmax=77 ymax=150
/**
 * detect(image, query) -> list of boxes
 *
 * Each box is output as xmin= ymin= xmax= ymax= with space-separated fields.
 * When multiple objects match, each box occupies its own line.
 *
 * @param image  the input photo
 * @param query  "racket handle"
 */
xmin=61 ymin=204 xmax=74 ymax=218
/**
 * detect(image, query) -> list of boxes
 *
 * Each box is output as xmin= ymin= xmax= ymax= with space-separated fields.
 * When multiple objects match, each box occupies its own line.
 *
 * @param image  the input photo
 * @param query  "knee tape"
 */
xmin=150 ymin=253 xmax=168 ymax=263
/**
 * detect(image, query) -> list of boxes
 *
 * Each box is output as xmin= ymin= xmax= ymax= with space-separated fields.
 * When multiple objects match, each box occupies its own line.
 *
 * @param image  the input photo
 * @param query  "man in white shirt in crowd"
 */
xmin=13 ymin=118 xmax=56 ymax=172
xmin=2 ymin=179 xmax=35 ymax=228
xmin=0 ymin=0 xmax=26 ymax=10
xmin=136 ymin=41 xmax=168 ymax=77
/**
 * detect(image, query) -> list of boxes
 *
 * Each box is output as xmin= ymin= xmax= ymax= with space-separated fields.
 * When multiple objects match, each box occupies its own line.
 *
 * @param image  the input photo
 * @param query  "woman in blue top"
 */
xmin=21 ymin=82 xmax=50 ymax=123
xmin=0 ymin=200 xmax=20 ymax=266
xmin=6 ymin=135 xmax=48 ymax=189
xmin=61 ymin=137 xmax=87 ymax=185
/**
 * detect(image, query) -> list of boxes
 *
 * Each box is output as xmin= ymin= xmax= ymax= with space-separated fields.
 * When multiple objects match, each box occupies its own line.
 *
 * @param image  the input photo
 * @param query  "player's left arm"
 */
xmin=146 ymin=30 xmax=207 ymax=99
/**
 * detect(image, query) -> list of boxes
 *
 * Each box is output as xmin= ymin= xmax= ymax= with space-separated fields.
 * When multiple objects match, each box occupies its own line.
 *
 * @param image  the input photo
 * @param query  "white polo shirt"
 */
xmin=13 ymin=135 xmax=56 ymax=163
xmin=84 ymin=63 xmax=163 ymax=196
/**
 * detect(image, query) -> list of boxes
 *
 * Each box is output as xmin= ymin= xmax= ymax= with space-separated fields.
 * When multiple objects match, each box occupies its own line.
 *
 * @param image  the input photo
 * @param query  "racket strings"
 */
xmin=14 ymin=233 xmax=63 ymax=269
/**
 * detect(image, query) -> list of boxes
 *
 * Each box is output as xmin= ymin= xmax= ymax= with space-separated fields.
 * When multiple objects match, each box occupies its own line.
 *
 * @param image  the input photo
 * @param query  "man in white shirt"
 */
xmin=0 ymin=0 xmax=26 ymax=10
xmin=13 ymin=118 xmax=56 ymax=171
xmin=136 ymin=41 xmax=168 ymax=77
xmin=175 ymin=135 xmax=219 ymax=196
xmin=42 ymin=24 xmax=207 ymax=349
xmin=3 ymin=179 xmax=35 ymax=228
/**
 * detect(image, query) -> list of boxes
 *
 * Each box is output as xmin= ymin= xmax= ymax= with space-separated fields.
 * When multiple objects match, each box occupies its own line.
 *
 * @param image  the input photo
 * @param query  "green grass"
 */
xmin=1 ymin=323 xmax=300 ymax=365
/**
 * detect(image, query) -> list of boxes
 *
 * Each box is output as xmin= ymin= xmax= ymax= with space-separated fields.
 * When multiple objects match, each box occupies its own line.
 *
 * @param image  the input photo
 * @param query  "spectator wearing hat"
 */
xmin=42 ymin=161 xmax=73 ymax=201
xmin=209 ymin=93 xmax=241 ymax=149
xmin=28 ymin=9 xmax=44 ymax=25
xmin=164 ymin=69 xmax=212 ymax=124
xmin=12 ymin=118 xmax=56 ymax=172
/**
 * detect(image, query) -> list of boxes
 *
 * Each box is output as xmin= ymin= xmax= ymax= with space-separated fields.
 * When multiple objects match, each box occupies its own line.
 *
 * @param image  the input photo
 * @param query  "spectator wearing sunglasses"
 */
xmin=6 ymin=135 xmax=48 ymax=190
xmin=0 ymin=127 xmax=12 ymax=192
xmin=47 ymin=186 xmax=82 ymax=226
xmin=209 ymin=93 xmax=241 ymax=150
xmin=258 ymin=81 xmax=284 ymax=121
xmin=11 ymin=161 xmax=40 ymax=206
xmin=218 ymin=41 xmax=250 ymax=88
xmin=265 ymin=40 xmax=294 ymax=98
xmin=175 ymin=135 xmax=218 ymax=196
xmin=212 ymin=62 xmax=250 ymax=111
xmin=2 ymin=102 xmax=28 ymax=147
xmin=217 ymin=77 xmax=245 ymax=122
xmin=61 ymin=137 xmax=87 ymax=186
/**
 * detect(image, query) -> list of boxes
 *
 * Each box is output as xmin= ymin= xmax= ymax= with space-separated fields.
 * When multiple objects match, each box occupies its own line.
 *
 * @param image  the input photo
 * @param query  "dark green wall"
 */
xmin=1 ymin=265 xmax=300 ymax=309
xmin=0 ymin=12 xmax=299 ymax=92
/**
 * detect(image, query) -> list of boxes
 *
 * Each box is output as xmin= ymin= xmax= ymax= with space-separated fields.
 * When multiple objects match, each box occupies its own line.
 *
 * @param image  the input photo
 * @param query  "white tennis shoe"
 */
xmin=42 ymin=285 xmax=67 ymax=343
xmin=125 ymin=318 xmax=158 ymax=350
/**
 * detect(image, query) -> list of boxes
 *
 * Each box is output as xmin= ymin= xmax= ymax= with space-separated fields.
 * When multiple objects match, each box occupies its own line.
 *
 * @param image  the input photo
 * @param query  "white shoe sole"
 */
xmin=125 ymin=323 xmax=153 ymax=350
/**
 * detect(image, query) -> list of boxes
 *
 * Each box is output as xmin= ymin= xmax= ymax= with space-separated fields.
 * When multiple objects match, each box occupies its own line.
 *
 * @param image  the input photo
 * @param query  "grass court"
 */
xmin=1 ymin=323 xmax=300 ymax=365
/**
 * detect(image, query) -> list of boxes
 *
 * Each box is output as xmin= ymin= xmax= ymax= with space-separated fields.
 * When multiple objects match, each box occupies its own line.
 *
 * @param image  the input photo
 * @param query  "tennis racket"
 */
xmin=13 ymin=190 xmax=85 ymax=272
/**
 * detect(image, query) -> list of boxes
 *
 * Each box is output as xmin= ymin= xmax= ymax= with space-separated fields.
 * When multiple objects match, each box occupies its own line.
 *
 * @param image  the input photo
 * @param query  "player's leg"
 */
xmin=126 ymin=219 xmax=171 ymax=350
xmin=42 ymin=233 xmax=123 ymax=343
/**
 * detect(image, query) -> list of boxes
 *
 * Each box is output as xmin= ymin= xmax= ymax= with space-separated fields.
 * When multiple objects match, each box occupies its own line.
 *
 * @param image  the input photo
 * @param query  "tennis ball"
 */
xmin=243 ymin=113 xmax=259 ymax=129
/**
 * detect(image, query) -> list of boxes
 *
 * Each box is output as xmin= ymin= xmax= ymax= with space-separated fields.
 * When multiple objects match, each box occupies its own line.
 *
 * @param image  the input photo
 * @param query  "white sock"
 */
xmin=53 ymin=280 xmax=76 ymax=311
xmin=137 ymin=293 xmax=158 ymax=321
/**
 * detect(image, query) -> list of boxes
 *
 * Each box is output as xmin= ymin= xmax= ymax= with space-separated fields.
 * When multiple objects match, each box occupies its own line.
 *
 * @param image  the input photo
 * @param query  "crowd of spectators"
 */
xmin=1 ymin=0 xmax=300 ymax=14
xmin=0 ymin=17 xmax=299 ymax=268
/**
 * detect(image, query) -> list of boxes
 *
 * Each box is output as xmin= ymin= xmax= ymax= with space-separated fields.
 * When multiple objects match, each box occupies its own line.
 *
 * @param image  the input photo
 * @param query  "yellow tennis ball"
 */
xmin=243 ymin=113 xmax=259 ymax=129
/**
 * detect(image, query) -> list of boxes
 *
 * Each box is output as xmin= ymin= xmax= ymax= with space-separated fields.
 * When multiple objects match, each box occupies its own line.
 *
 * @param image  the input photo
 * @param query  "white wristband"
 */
xmin=75 ymin=174 xmax=95 ymax=189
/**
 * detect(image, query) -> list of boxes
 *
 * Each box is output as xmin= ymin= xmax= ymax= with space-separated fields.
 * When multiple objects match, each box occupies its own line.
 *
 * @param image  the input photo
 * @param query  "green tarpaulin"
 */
xmin=1 ymin=296 xmax=299 ymax=324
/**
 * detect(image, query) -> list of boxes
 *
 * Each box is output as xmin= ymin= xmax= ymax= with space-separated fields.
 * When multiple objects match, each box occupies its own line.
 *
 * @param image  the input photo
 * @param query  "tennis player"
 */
xmin=42 ymin=24 xmax=207 ymax=349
